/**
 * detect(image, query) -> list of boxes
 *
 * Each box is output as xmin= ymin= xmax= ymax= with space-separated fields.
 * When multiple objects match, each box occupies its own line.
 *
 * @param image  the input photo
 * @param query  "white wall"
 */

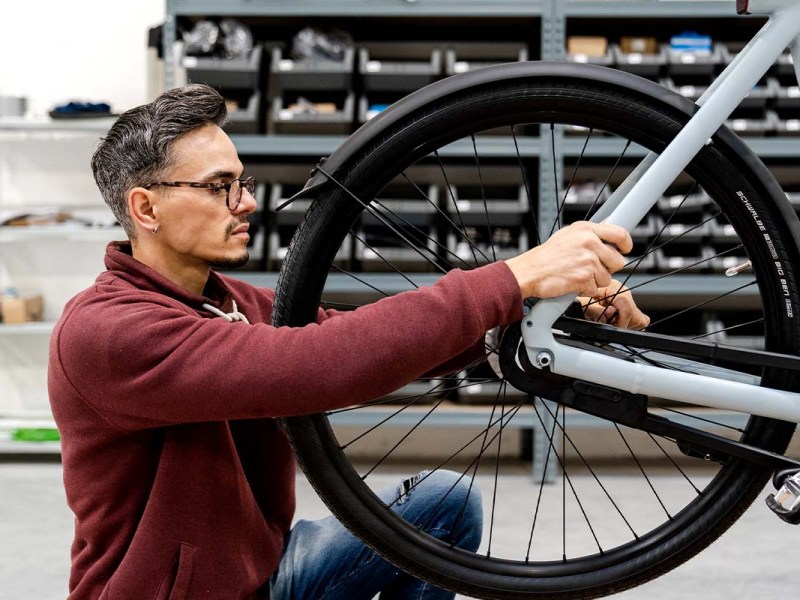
xmin=0 ymin=0 xmax=165 ymax=117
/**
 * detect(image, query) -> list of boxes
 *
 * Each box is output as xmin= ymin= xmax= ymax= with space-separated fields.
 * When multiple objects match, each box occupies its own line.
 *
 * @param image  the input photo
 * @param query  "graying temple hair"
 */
xmin=91 ymin=84 xmax=228 ymax=238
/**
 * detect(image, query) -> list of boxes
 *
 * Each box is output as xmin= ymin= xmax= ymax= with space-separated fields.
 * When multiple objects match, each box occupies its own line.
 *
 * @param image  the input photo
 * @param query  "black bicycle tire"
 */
xmin=273 ymin=77 xmax=800 ymax=598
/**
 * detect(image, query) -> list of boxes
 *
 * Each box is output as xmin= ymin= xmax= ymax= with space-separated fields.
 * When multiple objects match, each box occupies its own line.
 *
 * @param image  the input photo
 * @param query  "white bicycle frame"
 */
xmin=523 ymin=0 xmax=800 ymax=422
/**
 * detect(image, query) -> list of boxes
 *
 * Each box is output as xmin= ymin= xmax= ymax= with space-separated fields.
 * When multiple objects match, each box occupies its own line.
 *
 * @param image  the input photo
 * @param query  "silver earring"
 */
xmin=152 ymin=226 xmax=159 ymax=235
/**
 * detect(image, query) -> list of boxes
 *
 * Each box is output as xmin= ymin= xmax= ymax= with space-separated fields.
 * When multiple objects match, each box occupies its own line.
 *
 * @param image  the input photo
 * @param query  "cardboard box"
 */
xmin=620 ymin=36 xmax=658 ymax=55
xmin=0 ymin=294 xmax=43 ymax=324
xmin=567 ymin=36 xmax=608 ymax=58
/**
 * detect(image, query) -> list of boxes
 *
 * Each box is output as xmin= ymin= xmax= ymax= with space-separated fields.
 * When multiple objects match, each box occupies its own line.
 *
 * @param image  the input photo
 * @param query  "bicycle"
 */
xmin=271 ymin=0 xmax=800 ymax=597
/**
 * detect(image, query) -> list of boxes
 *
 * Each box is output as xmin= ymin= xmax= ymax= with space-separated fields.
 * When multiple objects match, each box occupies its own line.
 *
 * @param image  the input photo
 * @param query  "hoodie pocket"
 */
xmin=156 ymin=542 xmax=196 ymax=600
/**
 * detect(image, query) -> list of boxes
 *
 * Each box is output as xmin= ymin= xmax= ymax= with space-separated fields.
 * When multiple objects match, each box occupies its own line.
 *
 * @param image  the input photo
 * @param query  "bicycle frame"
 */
xmin=523 ymin=0 xmax=800 ymax=422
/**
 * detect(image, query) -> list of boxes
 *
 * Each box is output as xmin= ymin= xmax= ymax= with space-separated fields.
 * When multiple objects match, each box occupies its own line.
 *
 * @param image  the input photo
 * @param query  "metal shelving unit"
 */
xmin=1 ymin=0 xmax=790 ymax=455
xmin=0 ymin=115 xmax=118 ymax=453
xmin=563 ymin=1 xmax=739 ymax=18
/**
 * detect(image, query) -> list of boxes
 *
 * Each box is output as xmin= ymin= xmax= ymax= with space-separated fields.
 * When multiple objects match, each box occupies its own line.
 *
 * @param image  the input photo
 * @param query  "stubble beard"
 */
xmin=207 ymin=219 xmax=250 ymax=269
xmin=206 ymin=252 xmax=250 ymax=269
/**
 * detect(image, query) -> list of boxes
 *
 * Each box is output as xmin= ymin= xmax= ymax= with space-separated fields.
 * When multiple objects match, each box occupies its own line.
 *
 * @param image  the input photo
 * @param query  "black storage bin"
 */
xmin=222 ymin=91 xmax=261 ymax=134
xmin=444 ymin=42 xmax=528 ymax=75
xmin=666 ymin=43 xmax=723 ymax=77
xmin=773 ymin=73 xmax=800 ymax=109
xmin=612 ymin=43 xmax=667 ymax=79
xmin=269 ymin=91 xmax=354 ymax=135
xmin=357 ymin=93 xmax=407 ymax=124
xmin=270 ymin=46 xmax=354 ymax=91
xmin=355 ymin=184 xmax=440 ymax=272
xmin=359 ymin=43 xmax=442 ymax=92
xmin=183 ymin=44 xmax=263 ymax=89
xmin=774 ymin=107 xmax=800 ymax=135
xmin=726 ymin=107 xmax=776 ymax=136
xmin=662 ymin=75 xmax=710 ymax=103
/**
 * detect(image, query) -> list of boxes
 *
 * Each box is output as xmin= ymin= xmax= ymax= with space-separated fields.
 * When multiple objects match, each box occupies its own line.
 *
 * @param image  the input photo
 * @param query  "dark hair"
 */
xmin=91 ymin=84 xmax=228 ymax=238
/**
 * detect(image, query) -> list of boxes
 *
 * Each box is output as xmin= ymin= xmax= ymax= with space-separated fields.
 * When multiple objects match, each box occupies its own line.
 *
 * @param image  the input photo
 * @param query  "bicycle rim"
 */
xmin=274 ymin=78 xmax=800 ymax=598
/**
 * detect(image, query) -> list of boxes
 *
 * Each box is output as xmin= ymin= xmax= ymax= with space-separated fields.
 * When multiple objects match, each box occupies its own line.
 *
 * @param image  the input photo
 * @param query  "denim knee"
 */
xmin=415 ymin=470 xmax=483 ymax=552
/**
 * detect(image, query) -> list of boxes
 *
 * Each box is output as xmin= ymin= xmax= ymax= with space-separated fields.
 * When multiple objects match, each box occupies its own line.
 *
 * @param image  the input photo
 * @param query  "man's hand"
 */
xmin=504 ymin=222 xmax=632 ymax=299
xmin=579 ymin=280 xmax=650 ymax=330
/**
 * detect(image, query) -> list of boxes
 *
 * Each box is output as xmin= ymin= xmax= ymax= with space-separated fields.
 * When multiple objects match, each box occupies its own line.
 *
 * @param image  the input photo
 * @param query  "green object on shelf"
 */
xmin=11 ymin=428 xmax=60 ymax=442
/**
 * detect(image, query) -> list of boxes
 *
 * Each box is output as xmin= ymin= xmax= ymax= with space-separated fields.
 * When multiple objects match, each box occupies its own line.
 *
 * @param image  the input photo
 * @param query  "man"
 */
xmin=48 ymin=84 xmax=648 ymax=599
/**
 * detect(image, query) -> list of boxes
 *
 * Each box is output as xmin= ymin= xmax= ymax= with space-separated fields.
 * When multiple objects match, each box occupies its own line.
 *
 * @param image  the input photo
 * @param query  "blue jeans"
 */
xmin=269 ymin=470 xmax=483 ymax=600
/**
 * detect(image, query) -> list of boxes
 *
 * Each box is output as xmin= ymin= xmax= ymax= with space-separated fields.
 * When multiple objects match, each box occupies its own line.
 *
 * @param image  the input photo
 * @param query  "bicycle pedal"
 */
xmin=766 ymin=470 xmax=800 ymax=524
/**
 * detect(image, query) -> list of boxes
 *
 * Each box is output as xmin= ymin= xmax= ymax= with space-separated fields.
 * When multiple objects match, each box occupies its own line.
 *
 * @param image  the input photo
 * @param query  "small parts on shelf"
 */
xmin=1 ymin=210 xmax=88 ymax=228
xmin=670 ymin=31 xmax=712 ymax=55
xmin=285 ymin=97 xmax=338 ymax=117
xmin=291 ymin=27 xmax=354 ymax=63
xmin=0 ymin=291 xmax=43 ymax=324
xmin=358 ymin=94 xmax=400 ymax=123
xmin=620 ymin=36 xmax=659 ymax=55
xmin=270 ymin=92 xmax=354 ymax=135
xmin=0 ymin=209 xmax=115 ymax=229
xmin=183 ymin=19 xmax=254 ymax=61
xmin=567 ymin=36 xmax=610 ymax=63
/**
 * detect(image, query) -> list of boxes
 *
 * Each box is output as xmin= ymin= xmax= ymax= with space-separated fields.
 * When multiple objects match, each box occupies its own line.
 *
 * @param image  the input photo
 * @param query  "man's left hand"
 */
xmin=579 ymin=280 xmax=650 ymax=330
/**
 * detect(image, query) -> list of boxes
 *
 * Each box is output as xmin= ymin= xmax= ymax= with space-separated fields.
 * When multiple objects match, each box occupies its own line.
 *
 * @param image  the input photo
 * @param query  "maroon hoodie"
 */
xmin=48 ymin=242 xmax=523 ymax=599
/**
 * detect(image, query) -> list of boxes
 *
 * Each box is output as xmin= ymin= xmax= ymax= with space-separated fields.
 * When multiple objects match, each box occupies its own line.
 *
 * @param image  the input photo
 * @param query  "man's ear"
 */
xmin=128 ymin=187 xmax=158 ymax=233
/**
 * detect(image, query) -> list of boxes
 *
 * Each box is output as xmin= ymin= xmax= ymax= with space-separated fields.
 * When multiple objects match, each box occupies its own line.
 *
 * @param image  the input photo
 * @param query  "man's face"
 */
xmin=151 ymin=123 xmax=255 ymax=269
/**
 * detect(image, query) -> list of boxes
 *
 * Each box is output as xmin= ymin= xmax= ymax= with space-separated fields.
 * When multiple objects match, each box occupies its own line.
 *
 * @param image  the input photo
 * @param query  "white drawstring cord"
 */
xmin=201 ymin=299 xmax=250 ymax=324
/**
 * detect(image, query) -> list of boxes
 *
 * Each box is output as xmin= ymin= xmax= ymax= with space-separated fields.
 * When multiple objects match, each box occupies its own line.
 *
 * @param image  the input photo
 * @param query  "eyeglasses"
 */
xmin=143 ymin=176 xmax=256 ymax=211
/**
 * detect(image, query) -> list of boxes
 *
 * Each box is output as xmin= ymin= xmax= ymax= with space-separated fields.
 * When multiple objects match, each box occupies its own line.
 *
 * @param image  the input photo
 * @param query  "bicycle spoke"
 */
xmin=350 ymin=231 xmax=423 ymax=288
xmin=526 ymin=400 xmax=561 ymax=562
xmin=614 ymin=424 xmax=672 ymax=519
xmin=564 ymin=129 xmax=594 ymax=223
xmin=486 ymin=382 xmax=508 ymax=558
xmin=470 ymin=134 xmax=497 ymax=262
xmin=436 ymin=150 xmax=483 ymax=265
xmin=401 ymin=171 xmax=491 ymax=263
xmin=318 ymin=165 xmax=450 ymax=274
xmin=538 ymin=400 xmax=639 ymax=539
xmin=330 ymin=264 xmax=391 ymax=296
xmin=693 ymin=317 xmax=765 ymax=341
xmin=511 ymin=125 xmax=540 ymax=247
xmin=582 ymin=139 xmax=632 ymax=222
xmin=386 ymin=400 xmax=527 ymax=510
xmin=368 ymin=198 xmax=469 ymax=270
xmin=647 ymin=433 xmax=703 ymax=494
xmin=645 ymin=280 xmax=758 ymax=329
xmin=360 ymin=397 xmax=450 ymax=478
xmin=547 ymin=123 xmax=563 ymax=239
xmin=615 ymin=244 xmax=745 ymax=296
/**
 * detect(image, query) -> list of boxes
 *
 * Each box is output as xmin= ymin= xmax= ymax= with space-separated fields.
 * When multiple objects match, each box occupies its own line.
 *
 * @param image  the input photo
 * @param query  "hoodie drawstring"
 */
xmin=202 ymin=299 xmax=250 ymax=324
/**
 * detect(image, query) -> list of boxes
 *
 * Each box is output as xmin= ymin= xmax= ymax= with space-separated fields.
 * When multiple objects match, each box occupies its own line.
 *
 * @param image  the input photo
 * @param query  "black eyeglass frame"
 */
xmin=143 ymin=176 xmax=256 ymax=210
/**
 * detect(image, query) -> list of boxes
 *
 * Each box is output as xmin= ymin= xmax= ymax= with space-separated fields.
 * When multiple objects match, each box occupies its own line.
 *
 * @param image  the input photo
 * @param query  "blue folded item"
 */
xmin=49 ymin=101 xmax=113 ymax=119
xmin=670 ymin=32 xmax=712 ymax=53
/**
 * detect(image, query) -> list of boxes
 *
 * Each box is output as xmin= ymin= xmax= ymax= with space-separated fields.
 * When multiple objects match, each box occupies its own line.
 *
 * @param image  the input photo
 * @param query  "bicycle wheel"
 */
xmin=273 ymin=68 xmax=800 ymax=598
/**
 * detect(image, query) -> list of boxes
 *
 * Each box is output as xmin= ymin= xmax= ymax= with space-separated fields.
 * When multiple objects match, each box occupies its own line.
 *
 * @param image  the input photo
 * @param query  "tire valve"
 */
xmin=725 ymin=260 xmax=752 ymax=277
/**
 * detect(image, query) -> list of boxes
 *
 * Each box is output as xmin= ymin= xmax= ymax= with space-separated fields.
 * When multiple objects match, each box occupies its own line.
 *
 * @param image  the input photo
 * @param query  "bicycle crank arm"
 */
xmin=499 ymin=323 xmax=800 ymax=472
